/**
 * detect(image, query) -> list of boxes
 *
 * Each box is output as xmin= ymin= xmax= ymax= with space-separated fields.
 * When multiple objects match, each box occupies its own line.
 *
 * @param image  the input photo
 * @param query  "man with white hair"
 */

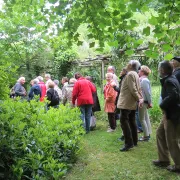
xmin=28 ymin=79 xmax=41 ymax=101
xmin=117 ymin=60 xmax=143 ymax=151
xmin=45 ymin=74 xmax=51 ymax=89
xmin=37 ymin=76 xmax=46 ymax=102
xmin=107 ymin=66 xmax=119 ymax=87
xmin=14 ymin=77 xmax=26 ymax=98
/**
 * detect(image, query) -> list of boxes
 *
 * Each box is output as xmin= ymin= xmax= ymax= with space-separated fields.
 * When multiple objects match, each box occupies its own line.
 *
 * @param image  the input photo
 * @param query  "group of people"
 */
xmin=104 ymin=57 xmax=180 ymax=173
xmin=12 ymin=56 xmax=180 ymax=173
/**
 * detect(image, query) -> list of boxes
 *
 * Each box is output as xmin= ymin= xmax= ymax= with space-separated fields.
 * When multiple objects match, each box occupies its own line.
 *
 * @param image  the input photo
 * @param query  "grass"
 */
xmin=63 ymin=86 xmax=180 ymax=180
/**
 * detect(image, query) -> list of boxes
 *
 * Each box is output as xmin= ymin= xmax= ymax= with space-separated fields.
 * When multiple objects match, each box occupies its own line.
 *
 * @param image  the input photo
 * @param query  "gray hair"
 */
xmin=129 ymin=60 xmax=141 ymax=72
xmin=17 ymin=77 xmax=25 ymax=82
xmin=45 ymin=74 xmax=51 ymax=78
xmin=33 ymin=78 xmax=39 ymax=84
xmin=37 ymin=76 xmax=43 ymax=82
xmin=108 ymin=66 xmax=116 ymax=73
xmin=69 ymin=78 xmax=77 ymax=84
xmin=54 ymin=80 xmax=59 ymax=85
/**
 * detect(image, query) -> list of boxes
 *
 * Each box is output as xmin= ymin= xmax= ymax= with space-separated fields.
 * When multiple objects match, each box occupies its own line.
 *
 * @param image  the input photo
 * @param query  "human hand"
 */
xmin=138 ymin=99 xmax=144 ymax=108
xmin=147 ymin=103 xmax=152 ymax=109
xmin=110 ymin=81 xmax=116 ymax=87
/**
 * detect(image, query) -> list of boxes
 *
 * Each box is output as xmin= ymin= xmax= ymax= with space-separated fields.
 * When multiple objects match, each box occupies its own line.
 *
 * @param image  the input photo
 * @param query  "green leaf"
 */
xmin=108 ymin=40 xmax=118 ymax=47
xmin=149 ymin=16 xmax=158 ymax=25
xmin=77 ymin=41 xmax=83 ymax=46
xmin=113 ymin=10 xmax=120 ymax=16
xmin=164 ymin=54 xmax=173 ymax=60
xmin=143 ymin=26 xmax=150 ymax=36
xmin=125 ymin=50 xmax=134 ymax=56
xmin=162 ymin=44 xmax=171 ymax=52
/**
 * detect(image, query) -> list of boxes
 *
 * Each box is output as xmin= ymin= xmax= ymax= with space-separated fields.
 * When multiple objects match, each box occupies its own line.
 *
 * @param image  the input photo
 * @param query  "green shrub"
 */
xmin=149 ymin=86 xmax=162 ymax=122
xmin=0 ymin=99 xmax=84 ymax=179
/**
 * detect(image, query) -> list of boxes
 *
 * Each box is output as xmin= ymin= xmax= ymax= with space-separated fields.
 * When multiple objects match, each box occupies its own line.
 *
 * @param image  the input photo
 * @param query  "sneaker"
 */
xmin=107 ymin=128 xmax=115 ymax=132
xmin=120 ymin=145 xmax=134 ymax=152
xmin=152 ymin=160 xmax=170 ymax=168
xmin=167 ymin=165 xmax=180 ymax=173
xmin=139 ymin=136 xmax=149 ymax=141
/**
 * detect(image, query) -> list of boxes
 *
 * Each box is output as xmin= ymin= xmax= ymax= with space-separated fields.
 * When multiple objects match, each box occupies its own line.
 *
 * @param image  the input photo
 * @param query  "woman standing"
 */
xmin=104 ymin=73 xmax=117 ymax=132
xmin=138 ymin=65 xmax=152 ymax=141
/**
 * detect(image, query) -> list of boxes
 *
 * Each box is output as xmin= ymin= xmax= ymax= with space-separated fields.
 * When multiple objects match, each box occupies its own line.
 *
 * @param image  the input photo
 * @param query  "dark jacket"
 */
xmin=14 ymin=82 xmax=26 ymax=97
xmin=91 ymin=83 xmax=101 ymax=112
xmin=28 ymin=84 xmax=41 ymax=101
xmin=47 ymin=88 xmax=59 ymax=107
xmin=113 ymin=74 xmax=126 ymax=106
xmin=160 ymin=75 xmax=180 ymax=124
xmin=173 ymin=68 xmax=180 ymax=84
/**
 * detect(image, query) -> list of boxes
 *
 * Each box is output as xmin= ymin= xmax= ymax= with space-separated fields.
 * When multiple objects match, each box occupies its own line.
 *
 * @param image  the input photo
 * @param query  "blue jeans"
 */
xmin=80 ymin=104 xmax=92 ymax=133
xmin=136 ymin=107 xmax=143 ymax=132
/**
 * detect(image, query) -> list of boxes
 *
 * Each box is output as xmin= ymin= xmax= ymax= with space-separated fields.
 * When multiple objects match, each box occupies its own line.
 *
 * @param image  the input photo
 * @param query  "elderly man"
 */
xmin=107 ymin=66 xmax=119 ymax=87
xmin=14 ymin=77 xmax=26 ymax=98
xmin=172 ymin=56 xmax=180 ymax=83
xmin=72 ymin=73 xmax=96 ymax=133
xmin=28 ymin=79 xmax=41 ymax=101
xmin=54 ymin=80 xmax=62 ymax=102
xmin=117 ymin=60 xmax=143 ymax=151
xmin=153 ymin=61 xmax=180 ymax=173
xmin=45 ymin=74 xmax=52 ymax=89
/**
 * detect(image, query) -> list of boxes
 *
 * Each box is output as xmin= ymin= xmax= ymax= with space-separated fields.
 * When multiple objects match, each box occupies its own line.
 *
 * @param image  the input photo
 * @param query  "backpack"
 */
xmin=51 ymin=89 xmax=60 ymax=105
xmin=10 ymin=86 xmax=16 ymax=98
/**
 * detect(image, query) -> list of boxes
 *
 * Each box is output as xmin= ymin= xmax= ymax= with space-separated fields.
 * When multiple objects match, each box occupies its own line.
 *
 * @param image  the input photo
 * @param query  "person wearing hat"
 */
xmin=172 ymin=56 xmax=180 ymax=84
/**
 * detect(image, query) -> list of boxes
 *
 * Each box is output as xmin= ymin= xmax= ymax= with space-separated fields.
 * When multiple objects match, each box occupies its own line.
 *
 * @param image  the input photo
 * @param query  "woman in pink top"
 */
xmin=104 ymin=73 xmax=117 ymax=132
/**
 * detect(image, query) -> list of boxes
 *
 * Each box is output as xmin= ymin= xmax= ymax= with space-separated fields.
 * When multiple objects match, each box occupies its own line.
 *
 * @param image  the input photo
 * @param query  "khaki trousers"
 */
xmin=156 ymin=114 xmax=180 ymax=168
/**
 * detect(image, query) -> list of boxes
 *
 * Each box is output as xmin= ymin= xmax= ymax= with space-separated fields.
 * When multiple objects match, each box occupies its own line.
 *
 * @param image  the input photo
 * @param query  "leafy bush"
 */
xmin=0 ymin=99 xmax=84 ymax=179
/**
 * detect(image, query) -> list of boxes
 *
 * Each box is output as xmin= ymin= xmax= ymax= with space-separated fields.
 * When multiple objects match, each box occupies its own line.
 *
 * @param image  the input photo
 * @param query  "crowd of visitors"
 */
xmin=12 ymin=56 xmax=180 ymax=173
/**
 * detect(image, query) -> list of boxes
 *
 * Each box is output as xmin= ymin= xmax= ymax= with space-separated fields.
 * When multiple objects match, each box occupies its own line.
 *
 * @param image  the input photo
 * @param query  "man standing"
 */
xmin=45 ymin=74 xmax=52 ymax=89
xmin=72 ymin=73 xmax=96 ymax=133
xmin=61 ymin=77 xmax=69 ymax=96
xmin=14 ymin=77 xmax=26 ymax=98
xmin=117 ymin=60 xmax=143 ymax=151
xmin=172 ymin=56 xmax=180 ymax=83
xmin=153 ymin=61 xmax=180 ymax=173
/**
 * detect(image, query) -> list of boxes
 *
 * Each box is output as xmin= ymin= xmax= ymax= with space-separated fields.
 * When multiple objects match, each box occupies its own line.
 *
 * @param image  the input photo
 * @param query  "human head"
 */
xmin=18 ymin=77 xmax=25 ymax=85
xmin=54 ymin=80 xmax=59 ymax=86
xmin=158 ymin=61 xmax=173 ymax=78
xmin=74 ymin=72 xmax=82 ymax=80
xmin=106 ymin=73 xmax=113 ymax=82
xmin=33 ymin=78 xmax=39 ymax=85
xmin=126 ymin=60 xmax=141 ymax=72
xmin=37 ymin=76 xmax=43 ymax=82
xmin=61 ymin=77 xmax=69 ymax=84
xmin=107 ymin=66 xmax=115 ymax=74
xmin=48 ymin=80 xmax=55 ymax=88
xmin=69 ymin=78 xmax=77 ymax=84
xmin=139 ymin=65 xmax=151 ymax=77
xmin=45 ymin=74 xmax=51 ymax=81
xmin=85 ymin=76 xmax=93 ymax=82
xmin=120 ymin=68 xmax=127 ymax=77
xmin=172 ymin=56 xmax=180 ymax=69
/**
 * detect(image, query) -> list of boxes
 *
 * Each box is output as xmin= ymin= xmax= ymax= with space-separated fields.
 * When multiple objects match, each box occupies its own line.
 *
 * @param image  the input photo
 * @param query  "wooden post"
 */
xmin=101 ymin=60 xmax=105 ymax=93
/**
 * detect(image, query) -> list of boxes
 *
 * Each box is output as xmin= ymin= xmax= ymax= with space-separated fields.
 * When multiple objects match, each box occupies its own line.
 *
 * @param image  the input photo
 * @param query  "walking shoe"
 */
xmin=167 ymin=165 xmax=180 ymax=173
xmin=139 ymin=136 xmax=149 ymax=141
xmin=152 ymin=160 xmax=170 ymax=168
xmin=120 ymin=145 xmax=134 ymax=152
xmin=107 ymin=128 xmax=115 ymax=132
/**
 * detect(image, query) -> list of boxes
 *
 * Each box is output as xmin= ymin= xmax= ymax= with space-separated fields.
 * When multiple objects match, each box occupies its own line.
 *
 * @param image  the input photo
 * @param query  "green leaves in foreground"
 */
xmin=0 ymin=99 xmax=84 ymax=179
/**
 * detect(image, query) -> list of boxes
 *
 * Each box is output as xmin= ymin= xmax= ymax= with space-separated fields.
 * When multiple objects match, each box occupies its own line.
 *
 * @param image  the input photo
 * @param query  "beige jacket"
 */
xmin=117 ymin=71 xmax=143 ymax=110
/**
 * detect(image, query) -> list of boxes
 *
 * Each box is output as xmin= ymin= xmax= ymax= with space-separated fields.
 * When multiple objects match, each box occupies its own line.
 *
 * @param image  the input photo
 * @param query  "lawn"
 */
xmin=64 ymin=86 xmax=180 ymax=180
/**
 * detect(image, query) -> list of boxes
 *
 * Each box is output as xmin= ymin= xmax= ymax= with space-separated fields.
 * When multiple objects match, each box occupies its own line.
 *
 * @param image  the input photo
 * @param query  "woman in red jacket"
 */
xmin=72 ymin=73 xmax=96 ymax=133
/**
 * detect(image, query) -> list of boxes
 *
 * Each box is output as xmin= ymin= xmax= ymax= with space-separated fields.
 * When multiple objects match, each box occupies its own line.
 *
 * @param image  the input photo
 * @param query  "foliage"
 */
xmin=0 ymin=99 xmax=84 ymax=179
xmin=0 ymin=61 xmax=17 ymax=100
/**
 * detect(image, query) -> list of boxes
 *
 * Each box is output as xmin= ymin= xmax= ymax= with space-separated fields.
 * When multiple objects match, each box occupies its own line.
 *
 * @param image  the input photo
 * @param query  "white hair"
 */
xmin=37 ymin=76 xmax=43 ymax=82
xmin=107 ymin=66 xmax=115 ymax=73
xmin=129 ymin=60 xmax=141 ymax=72
xmin=17 ymin=77 xmax=25 ymax=82
xmin=106 ymin=73 xmax=113 ymax=79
